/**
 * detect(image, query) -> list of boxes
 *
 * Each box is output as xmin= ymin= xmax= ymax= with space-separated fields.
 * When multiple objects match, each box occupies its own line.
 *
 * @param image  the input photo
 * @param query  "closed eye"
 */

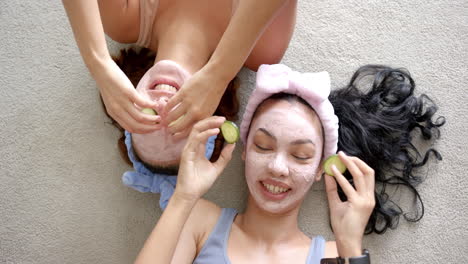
xmin=255 ymin=144 xmax=272 ymax=151
xmin=293 ymin=155 xmax=312 ymax=160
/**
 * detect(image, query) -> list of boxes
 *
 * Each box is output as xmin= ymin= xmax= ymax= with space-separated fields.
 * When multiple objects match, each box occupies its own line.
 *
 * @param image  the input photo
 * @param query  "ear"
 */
xmin=314 ymin=162 xmax=324 ymax=182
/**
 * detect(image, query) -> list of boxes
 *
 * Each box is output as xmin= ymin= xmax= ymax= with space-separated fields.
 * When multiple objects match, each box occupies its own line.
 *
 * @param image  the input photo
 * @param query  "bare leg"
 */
xmin=244 ymin=0 xmax=297 ymax=71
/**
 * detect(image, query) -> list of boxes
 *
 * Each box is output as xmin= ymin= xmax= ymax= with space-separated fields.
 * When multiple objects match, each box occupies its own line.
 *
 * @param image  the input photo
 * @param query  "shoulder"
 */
xmin=324 ymin=241 xmax=339 ymax=258
xmin=185 ymin=199 xmax=223 ymax=253
xmin=170 ymin=198 xmax=223 ymax=263
xmin=170 ymin=198 xmax=225 ymax=263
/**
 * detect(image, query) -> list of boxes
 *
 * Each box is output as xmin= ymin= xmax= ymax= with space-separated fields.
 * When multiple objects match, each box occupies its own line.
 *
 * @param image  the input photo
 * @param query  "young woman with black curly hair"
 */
xmin=133 ymin=64 xmax=444 ymax=263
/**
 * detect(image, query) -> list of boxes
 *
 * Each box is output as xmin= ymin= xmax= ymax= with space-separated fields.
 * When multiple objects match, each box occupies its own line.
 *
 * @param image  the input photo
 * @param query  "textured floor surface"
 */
xmin=1 ymin=0 xmax=467 ymax=263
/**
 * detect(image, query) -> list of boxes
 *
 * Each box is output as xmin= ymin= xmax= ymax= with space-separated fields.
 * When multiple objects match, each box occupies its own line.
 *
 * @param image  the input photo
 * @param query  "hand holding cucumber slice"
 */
xmin=141 ymin=108 xmax=157 ymax=115
xmin=323 ymin=154 xmax=347 ymax=176
xmin=220 ymin=121 xmax=239 ymax=144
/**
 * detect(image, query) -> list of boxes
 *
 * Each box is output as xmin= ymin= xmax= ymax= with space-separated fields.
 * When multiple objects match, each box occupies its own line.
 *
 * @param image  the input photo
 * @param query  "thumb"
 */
xmin=214 ymin=143 xmax=236 ymax=173
xmin=324 ymin=174 xmax=341 ymax=209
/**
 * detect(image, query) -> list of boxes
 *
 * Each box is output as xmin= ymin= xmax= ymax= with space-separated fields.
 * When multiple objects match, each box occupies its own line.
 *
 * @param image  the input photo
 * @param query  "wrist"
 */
xmin=84 ymin=51 xmax=113 ymax=75
xmin=204 ymin=60 xmax=238 ymax=85
xmin=321 ymin=249 xmax=370 ymax=264
xmin=172 ymin=190 xmax=200 ymax=205
xmin=336 ymin=238 xmax=362 ymax=258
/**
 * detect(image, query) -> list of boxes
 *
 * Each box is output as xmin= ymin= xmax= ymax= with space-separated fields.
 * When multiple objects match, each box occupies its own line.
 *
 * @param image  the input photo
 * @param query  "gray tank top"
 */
xmin=193 ymin=208 xmax=325 ymax=264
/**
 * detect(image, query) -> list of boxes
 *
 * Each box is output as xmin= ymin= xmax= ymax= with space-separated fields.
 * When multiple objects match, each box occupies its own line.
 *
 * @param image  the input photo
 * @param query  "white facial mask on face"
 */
xmin=244 ymin=101 xmax=324 ymax=213
xmin=132 ymin=60 xmax=191 ymax=166
xmin=247 ymin=105 xmax=322 ymax=180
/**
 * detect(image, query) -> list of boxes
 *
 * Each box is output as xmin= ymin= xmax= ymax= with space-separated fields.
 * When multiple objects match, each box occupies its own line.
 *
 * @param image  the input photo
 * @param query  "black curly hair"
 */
xmin=329 ymin=65 xmax=445 ymax=234
xmin=264 ymin=65 xmax=445 ymax=235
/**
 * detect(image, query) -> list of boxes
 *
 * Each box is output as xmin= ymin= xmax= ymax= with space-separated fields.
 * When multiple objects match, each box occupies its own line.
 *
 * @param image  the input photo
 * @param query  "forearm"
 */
xmin=207 ymin=0 xmax=290 ymax=82
xmin=134 ymin=193 xmax=197 ymax=264
xmin=62 ymin=0 xmax=111 ymax=71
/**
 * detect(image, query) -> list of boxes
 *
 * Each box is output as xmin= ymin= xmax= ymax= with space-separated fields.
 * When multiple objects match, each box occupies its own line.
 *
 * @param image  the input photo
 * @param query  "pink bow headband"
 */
xmin=240 ymin=64 xmax=339 ymax=159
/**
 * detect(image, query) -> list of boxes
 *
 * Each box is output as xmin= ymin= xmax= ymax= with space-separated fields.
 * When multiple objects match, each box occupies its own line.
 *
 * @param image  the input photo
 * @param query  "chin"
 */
xmin=248 ymin=182 xmax=303 ymax=215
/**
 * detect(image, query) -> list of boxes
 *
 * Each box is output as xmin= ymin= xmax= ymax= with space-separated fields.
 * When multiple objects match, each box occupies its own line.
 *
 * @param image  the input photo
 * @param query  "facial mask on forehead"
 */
xmin=240 ymin=64 xmax=339 ymax=160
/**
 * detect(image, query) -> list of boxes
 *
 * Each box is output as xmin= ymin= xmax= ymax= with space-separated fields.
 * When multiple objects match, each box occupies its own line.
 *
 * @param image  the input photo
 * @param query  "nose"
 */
xmin=267 ymin=153 xmax=289 ymax=178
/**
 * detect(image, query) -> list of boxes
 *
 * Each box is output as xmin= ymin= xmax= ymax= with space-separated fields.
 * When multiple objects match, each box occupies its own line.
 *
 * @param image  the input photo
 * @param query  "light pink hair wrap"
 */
xmin=240 ymin=64 xmax=339 ymax=159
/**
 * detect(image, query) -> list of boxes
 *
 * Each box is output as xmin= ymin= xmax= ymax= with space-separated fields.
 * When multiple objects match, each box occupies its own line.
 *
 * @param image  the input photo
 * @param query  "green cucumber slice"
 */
xmin=323 ymin=154 xmax=347 ymax=176
xmin=141 ymin=108 xmax=157 ymax=115
xmin=220 ymin=121 xmax=239 ymax=144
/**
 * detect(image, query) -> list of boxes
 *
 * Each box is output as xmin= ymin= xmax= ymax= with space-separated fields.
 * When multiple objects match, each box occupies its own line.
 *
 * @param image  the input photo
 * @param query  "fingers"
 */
xmin=324 ymin=174 xmax=341 ymax=209
xmin=102 ymin=91 xmax=161 ymax=133
xmin=171 ymin=113 xmax=222 ymax=141
xmin=127 ymin=102 xmax=161 ymax=125
xmin=338 ymin=152 xmax=365 ymax=193
xmin=352 ymin=157 xmax=375 ymax=194
xmin=111 ymin=110 xmax=161 ymax=134
xmin=191 ymin=116 xmax=226 ymax=135
xmin=185 ymin=116 xmax=226 ymax=149
xmin=114 ymin=104 xmax=162 ymax=133
xmin=166 ymin=92 xmax=184 ymax=117
xmin=172 ymin=128 xmax=192 ymax=142
xmin=333 ymin=152 xmax=375 ymax=210
xmin=213 ymin=143 xmax=236 ymax=172
xmin=331 ymin=164 xmax=356 ymax=199
xmin=184 ymin=128 xmax=220 ymax=161
xmin=130 ymin=89 xmax=158 ymax=109
xmin=194 ymin=128 xmax=221 ymax=151
xmin=167 ymin=103 xmax=188 ymax=125
xmin=169 ymin=113 xmax=192 ymax=135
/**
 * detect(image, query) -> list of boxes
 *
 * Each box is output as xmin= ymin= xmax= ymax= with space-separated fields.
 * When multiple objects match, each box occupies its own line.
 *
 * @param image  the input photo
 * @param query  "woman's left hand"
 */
xmin=324 ymin=151 xmax=376 ymax=257
xmin=165 ymin=67 xmax=228 ymax=140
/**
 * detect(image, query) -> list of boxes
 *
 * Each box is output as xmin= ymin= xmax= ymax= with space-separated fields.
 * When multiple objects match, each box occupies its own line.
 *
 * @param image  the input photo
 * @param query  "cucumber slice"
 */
xmin=141 ymin=108 xmax=157 ymax=115
xmin=220 ymin=121 xmax=239 ymax=144
xmin=323 ymin=154 xmax=347 ymax=176
xmin=169 ymin=115 xmax=184 ymax=128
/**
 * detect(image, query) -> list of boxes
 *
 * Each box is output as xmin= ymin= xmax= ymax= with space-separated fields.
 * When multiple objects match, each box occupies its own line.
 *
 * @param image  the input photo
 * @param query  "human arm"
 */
xmin=324 ymin=151 xmax=376 ymax=258
xmin=134 ymin=116 xmax=236 ymax=264
xmin=62 ymin=0 xmax=159 ymax=133
xmin=166 ymin=0 xmax=292 ymax=139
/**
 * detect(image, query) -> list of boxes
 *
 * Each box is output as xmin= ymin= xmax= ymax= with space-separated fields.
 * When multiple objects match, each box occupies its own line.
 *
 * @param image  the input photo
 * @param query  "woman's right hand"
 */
xmin=94 ymin=58 xmax=161 ymax=134
xmin=175 ymin=116 xmax=236 ymax=201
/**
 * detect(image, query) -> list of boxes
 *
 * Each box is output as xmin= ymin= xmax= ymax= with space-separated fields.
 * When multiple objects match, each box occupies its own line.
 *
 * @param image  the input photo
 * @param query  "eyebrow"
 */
xmin=258 ymin=128 xmax=315 ymax=146
xmin=258 ymin=128 xmax=276 ymax=140
xmin=291 ymin=139 xmax=315 ymax=146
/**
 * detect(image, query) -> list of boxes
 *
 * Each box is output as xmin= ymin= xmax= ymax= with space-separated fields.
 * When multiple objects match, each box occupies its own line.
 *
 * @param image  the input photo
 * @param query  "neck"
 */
xmin=237 ymin=195 xmax=306 ymax=245
xmin=155 ymin=39 xmax=210 ymax=74
xmin=153 ymin=22 xmax=216 ymax=74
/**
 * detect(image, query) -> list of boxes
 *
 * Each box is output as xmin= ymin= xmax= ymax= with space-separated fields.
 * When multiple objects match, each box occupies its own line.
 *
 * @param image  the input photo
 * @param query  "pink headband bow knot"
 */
xmin=240 ymin=64 xmax=339 ymax=159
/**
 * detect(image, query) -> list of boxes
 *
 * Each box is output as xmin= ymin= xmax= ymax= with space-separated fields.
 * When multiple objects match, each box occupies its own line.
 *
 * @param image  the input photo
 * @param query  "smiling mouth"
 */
xmin=261 ymin=181 xmax=291 ymax=194
xmin=151 ymin=83 xmax=178 ymax=93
